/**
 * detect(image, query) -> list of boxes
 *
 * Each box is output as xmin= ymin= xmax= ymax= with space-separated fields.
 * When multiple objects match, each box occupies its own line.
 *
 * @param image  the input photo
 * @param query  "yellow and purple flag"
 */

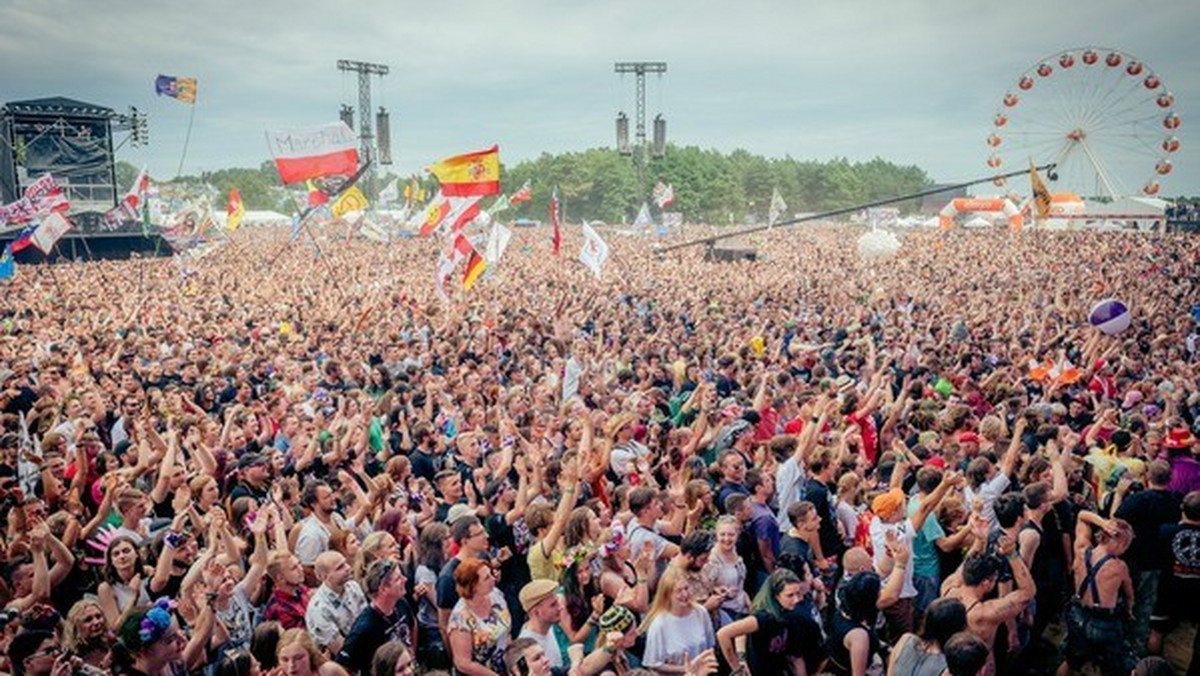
xmin=155 ymin=75 xmax=197 ymax=104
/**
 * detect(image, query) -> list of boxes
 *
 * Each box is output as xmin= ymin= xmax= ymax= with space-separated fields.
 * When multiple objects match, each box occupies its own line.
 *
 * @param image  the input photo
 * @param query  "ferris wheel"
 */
xmin=986 ymin=47 xmax=1180 ymax=200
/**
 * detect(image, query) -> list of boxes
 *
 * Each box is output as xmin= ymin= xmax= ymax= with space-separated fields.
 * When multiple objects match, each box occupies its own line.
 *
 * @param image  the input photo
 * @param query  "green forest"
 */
xmin=118 ymin=145 xmax=934 ymax=225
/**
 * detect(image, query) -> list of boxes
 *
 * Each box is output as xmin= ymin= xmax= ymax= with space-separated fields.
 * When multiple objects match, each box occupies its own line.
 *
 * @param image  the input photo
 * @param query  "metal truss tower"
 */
xmin=337 ymin=59 xmax=388 ymax=198
xmin=614 ymin=62 xmax=667 ymax=201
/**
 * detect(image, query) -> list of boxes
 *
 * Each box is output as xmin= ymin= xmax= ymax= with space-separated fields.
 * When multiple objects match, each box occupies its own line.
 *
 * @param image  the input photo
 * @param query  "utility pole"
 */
xmin=337 ymin=59 xmax=388 ymax=199
xmin=614 ymin=61 xmax=667 ymax=204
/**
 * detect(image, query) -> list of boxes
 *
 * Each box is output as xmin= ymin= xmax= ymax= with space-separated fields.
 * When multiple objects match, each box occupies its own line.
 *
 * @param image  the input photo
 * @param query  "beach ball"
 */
xmin=1088 ymin=298 xmax=1131 ymax=335
xmin=857 ymin=230 xmax=901 ymax=261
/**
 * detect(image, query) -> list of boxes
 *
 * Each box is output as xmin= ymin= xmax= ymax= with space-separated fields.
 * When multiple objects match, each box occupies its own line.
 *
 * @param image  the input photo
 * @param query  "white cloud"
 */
xmin=0 ymin=0 xmax=1195 ymax=195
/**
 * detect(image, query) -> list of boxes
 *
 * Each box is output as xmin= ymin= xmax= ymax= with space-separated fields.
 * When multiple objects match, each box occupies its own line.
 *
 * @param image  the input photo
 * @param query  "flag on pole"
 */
xmin=1029 ymin=160 xmax=1052 ymax=222
xmin=306 ymin=180 xmax=330 ymax=207
xmin=379 ymin=178 xmax=400 ymax=205
xmin=579 ymin=220 xmax=609 ymax=279
xmin=403 ymin=176 xmax=426 ymax=206
xmin=419 ymin=194 xmax=481 ymax=238
xmin=462 ymin=247 xmax=487 ymax=291
xmin=32 ymin=212 xmax=72 ymax=254
xmin=155 ymin=74 xmax=198 ymax=104
xmin=632 ymin=202 xmax=654 ymax=232
xmin=0 ymin=244 xmax=14 ymax=281
xmin=768 ymin=188 xmax=787 ymax=228
xmin=652 ymin=181 xmax=675 ymax=209
xmin=427 ymin=145 xmax=501 ymax=197
xmin=510 ymin=179 xmax=532 ymax=205
xmin=486 ymin=194 xmax=510 ymax=217
xmin=331 ymin=185 xmax=369 ymax=219
xmin=484 ymin=221 xmax=512 ymax=265
xmin=549 ymin=186 xmax=562 ymax=255
xmin=226 ymin=188 xmax=245 ymax=231
xmin=22 ymin=174 xmax=69 ymax=213
xmin=125 ymin=166 xmax=151 ymax=208
xmin=266 ymin=122 xmax=359 ymax=184
xmin=0 ymin=198 xmax=37 ymax=229
xmin=9 ymin=222 xmax=38 ymax=252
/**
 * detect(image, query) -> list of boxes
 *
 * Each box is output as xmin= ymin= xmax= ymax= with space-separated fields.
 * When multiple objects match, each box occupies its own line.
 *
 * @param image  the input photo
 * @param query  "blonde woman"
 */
xmin=641 ymin=564 xmax=715 ymax=675
xmin=353 ymin=531 xmax=399 ymax=582
xmin=700 ymin=516 xmax=750 ymax=627
xmin=277 ymin=628 xmax=350 ymax=676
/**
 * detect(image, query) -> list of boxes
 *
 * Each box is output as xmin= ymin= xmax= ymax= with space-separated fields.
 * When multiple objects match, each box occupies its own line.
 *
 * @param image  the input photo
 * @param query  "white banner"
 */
xmin=32 ymin=212 xmax=72 ymax=253
xmin=484 ymin=221 xmax=512 ymax=265
xmin=579 ymin=220 xmax=609 ymax=279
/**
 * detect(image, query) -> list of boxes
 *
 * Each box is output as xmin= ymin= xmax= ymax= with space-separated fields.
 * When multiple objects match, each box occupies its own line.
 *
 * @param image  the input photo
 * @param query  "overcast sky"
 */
xmin=2 ymin=0 xmax=1196 ymax=200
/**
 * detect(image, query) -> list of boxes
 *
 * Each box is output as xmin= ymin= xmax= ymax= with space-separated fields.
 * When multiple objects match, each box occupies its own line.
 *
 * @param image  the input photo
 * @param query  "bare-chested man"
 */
xmin=1057 ymin=510 xmax=1135 ymax=676
xmin=943 ymin=532 xmax=1035 ymax=676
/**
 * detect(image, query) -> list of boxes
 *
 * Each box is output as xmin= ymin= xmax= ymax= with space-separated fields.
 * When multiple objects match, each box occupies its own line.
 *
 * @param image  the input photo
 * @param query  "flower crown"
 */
xmin=553 ymin=544 xmax=596 ymax=571
xmin=138 ymin=598 xmax=175 ymax=644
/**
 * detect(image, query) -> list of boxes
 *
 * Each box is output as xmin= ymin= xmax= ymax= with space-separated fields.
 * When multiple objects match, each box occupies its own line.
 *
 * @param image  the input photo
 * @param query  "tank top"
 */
xmin=889 ymin=635 xmax=947 ymax=676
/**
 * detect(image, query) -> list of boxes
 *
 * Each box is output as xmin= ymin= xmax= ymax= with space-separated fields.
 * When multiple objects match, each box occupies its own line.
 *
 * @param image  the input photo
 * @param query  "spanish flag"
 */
xmin=1029 ymin=160 xmax=1052 ymax=222
xmin=428 ymin=145 xmax=501 ymax=197
xmin=226 ymin=188 xmax=245 ymax=232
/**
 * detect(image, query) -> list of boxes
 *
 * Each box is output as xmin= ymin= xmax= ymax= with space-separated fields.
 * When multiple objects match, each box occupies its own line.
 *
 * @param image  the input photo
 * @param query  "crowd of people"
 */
xmin=0 ymin=223 xmax=1197 ymax=676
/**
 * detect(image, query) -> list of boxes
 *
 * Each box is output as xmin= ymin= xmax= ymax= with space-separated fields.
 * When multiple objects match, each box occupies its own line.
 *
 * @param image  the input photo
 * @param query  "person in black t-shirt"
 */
xmin=335 ymin=559 xmax=413 ymax=675
xmin=716 ymin=568 xmax=809 ymax=676
xmin=1154 ymin=490 xmax=1200 ymax=664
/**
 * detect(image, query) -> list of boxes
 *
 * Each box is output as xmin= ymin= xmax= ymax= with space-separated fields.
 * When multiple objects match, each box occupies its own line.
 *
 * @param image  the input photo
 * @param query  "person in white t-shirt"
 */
xmin=641 ymin=565 xmax=716 ymax=674
xmin=963 ymin=417 xmax=1025 ymax=529
xmin=868 ymin=470 xmax=962 ymax=642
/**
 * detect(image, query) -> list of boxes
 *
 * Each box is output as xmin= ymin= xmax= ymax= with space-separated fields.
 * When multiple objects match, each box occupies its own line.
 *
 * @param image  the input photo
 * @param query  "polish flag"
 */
xmin=266 ymin=122 xmax=359 ymax=185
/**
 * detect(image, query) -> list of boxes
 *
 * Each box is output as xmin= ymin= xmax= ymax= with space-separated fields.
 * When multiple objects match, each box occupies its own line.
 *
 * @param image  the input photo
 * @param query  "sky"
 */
xmin=1 ymin=0 xmax=1197 ymax=200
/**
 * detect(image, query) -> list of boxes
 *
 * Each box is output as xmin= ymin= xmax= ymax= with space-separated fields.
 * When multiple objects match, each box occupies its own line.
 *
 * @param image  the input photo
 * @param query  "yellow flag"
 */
xmin=1029 ymin=161 xmax=1051 ymax=221
xmin=427 ymin=145 xmax=500 ymax=197
xmin=332 ymin=186 xmax=368 ymax=218
xmin=226 ymin=188 xmax=245 ymax=232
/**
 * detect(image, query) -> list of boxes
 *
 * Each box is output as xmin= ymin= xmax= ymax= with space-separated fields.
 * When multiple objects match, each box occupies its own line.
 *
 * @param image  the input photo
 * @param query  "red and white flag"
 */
xmin=266 ymin=122 xmax=359 ymax=184
xmin=549 ymin=186 xmax=561 ymax=256
xmin=510 ymin=179 xmax=532 ymax=205
xmin=23 ymin=174 xmax=69 ymax=214
xmin=653 ymin=182 xmax=675 ymax=209
xmin=124 ymin=167 xmax=151 ymax=209
xmin=419 ymin=194 xmax=481 ymax=238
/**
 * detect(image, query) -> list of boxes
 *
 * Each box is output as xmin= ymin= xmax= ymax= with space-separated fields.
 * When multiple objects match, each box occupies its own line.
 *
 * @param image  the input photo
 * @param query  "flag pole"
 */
xmin=175 ymin=101 xmax=197 ymax=179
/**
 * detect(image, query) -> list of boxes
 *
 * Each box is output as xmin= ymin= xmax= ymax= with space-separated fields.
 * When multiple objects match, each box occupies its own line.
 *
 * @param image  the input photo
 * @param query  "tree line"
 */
xmin=118 ymin=146 xmax=935 ymax=224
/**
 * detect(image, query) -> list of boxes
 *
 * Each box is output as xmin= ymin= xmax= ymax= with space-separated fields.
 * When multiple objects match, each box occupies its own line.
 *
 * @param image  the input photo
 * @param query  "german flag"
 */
xmin=462 ymin=248 xmax=486 ymax=291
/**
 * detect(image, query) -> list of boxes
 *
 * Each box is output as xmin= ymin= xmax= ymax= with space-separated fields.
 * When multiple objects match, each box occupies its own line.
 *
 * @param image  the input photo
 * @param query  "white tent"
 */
xmin=1081 ymin=196 xmax=1169 ymax=231
xmin=963 ymin=216 xmax=992 ymax=228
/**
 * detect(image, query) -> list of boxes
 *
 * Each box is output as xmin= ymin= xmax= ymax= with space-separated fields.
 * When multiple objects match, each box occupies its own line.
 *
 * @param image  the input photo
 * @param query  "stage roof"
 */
xmin=2 ymin=97 xmax=115 ymax=118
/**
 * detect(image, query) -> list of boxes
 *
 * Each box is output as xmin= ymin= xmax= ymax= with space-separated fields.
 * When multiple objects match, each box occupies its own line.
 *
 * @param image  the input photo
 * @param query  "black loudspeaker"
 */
xmin=652 ymin=114 xmax=666 ymax=158
xmin=616 ymin=113 xmax=630 ymax=156
xmin=340 ymin=105 xmax=354 ymax=130
xmin=705 ymin=245 xmax=758 ymax=262
xmin=376 ymin=108 xmax=392 ymax=165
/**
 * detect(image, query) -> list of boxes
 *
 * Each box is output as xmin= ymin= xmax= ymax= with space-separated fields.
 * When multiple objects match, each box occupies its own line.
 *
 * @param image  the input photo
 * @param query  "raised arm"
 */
xmin=911 ymin=470 xmax=963 ymax=533
xmin=540 ymin=457 xmax=580 ymax=554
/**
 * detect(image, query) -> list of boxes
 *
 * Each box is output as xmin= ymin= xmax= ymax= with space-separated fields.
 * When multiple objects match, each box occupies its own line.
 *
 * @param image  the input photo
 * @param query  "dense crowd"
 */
xmin=0 ymin=224 xmax=1197 ymax=676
